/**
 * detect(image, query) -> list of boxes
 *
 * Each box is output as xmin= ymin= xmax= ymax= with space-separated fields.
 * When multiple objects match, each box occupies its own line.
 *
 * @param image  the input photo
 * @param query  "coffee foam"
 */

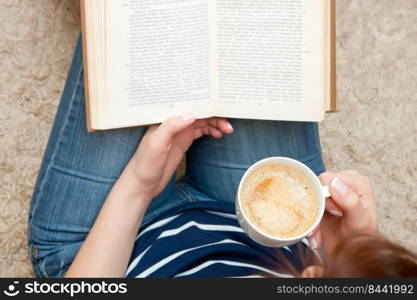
xmin=241 ymin=164 xmax=318 ymax=239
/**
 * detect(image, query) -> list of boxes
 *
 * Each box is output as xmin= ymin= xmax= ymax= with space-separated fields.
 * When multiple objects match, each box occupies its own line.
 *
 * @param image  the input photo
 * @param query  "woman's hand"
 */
xmin=308 ymin=170 xmax=378 ymax=253
xmin=66 ymin=115 xmax=233 ymax=277
xmin=128 ymin=115 xmax=234 ymax=200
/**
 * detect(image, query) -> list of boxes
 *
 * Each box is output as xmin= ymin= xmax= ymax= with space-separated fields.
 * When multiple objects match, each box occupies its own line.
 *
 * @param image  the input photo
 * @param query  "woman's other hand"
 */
xmin=128 ymin=116 xmax=234 ymax=200
xmin=308 ymin=170 xmax=378 ymax=252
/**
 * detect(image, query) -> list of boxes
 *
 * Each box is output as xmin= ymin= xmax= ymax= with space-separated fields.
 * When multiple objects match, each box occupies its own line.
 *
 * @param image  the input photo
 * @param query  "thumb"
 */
xmin=329 ymin=177 xmax=361 ymax=217
xmin=156 ymin=115 xmax=196 ymax=146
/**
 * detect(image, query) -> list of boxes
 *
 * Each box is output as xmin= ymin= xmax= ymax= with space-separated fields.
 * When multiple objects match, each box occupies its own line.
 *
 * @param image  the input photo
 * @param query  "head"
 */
xmin=302 ymin=233 xmax=417 ymax=278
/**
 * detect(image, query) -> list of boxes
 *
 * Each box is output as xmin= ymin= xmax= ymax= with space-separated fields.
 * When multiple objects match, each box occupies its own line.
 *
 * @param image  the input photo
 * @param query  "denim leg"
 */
xmin=185 ymin=119 xmax=325 ymax=204
xmin=28 ymin=35 xmax=186 ymax=278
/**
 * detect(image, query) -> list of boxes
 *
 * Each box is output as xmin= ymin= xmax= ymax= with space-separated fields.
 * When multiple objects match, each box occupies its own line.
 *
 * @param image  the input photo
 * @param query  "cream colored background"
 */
xmin=0 ymin=0 xmax=416 ymax=277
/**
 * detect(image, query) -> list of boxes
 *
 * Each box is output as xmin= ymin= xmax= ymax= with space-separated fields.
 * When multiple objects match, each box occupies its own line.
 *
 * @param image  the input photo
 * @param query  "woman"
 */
xmin=28 ymin=37 xmax=417 ymax=278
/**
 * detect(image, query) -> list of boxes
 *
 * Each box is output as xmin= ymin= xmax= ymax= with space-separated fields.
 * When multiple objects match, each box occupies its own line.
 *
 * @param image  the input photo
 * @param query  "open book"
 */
xmin=81 ymin=0 xmax=336 ymax=131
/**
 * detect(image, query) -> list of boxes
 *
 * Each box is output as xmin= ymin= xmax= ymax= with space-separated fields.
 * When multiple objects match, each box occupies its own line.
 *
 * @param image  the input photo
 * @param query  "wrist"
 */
xmin=117 ymin=161 xmax=153 ymax=205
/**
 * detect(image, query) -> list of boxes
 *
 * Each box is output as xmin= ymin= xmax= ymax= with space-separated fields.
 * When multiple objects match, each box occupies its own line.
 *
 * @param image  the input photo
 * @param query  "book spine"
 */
xmin=330 ymin=0 xmax=337 ymax=112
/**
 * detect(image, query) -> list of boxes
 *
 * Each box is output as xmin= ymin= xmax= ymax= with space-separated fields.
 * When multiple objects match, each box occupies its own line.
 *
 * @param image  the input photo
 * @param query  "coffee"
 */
xmin=241 ymin=164 xmax=319 ymax=239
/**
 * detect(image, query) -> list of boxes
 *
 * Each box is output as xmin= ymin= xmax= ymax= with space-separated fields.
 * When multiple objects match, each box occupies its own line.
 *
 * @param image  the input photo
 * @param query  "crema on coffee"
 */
xmin=241 ymin=164 xmax=319 ymax=239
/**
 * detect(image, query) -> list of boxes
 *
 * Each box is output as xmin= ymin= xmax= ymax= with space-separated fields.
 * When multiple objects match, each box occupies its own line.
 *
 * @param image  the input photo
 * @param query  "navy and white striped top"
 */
xmin=126 ymin=201 xmax=316 ymax=278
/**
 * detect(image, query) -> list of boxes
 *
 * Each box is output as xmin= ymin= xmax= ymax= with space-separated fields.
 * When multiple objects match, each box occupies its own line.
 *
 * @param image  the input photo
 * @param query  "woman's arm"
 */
xmin=65 ymin=116 xmax=233 ymax=277
xmin=64 ymin=161 xmax=152 ymax=278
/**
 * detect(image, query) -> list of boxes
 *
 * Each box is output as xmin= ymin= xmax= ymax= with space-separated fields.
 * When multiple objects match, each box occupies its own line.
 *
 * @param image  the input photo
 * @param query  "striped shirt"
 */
xmin=126 ymin=201 xmax=316 ymax=278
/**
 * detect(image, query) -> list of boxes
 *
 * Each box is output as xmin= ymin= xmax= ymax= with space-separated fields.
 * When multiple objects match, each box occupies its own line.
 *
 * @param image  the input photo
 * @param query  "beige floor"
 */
xmin=0 ymin=0 xmax=416 ymax=277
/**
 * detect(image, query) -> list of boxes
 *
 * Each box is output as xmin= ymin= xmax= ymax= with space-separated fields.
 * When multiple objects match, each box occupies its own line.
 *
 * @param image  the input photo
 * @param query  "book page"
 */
xmin=214 ymin=0 xmax=328 ymax=122
xmin=104 ymin=0 xmax=214 ymax=129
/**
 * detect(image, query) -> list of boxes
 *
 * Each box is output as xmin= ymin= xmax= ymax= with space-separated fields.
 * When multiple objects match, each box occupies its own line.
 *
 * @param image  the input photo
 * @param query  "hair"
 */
xmin=322 ymin=233 xmax=417 ymax=278
xmin=268 ymin=233 xmax=417 ymax=278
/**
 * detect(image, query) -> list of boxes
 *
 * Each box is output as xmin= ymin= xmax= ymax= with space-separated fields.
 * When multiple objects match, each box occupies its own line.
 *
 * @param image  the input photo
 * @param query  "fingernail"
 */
xmin=328 ymin=210 xmax=343 ymax=217
xmin=331 ymin=177 xmax=348 ymax=197
xmin=309 ymin=237 xmax=318 ymax=250
xmin=227 ymin=123 xmax=234 ymax=132
xmin=182 ymin=113 xmax=196 ymax=121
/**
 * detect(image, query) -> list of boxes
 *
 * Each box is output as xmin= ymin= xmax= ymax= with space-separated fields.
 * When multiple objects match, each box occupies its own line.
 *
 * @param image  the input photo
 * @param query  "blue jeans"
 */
xmin=28 ymin=36 xmax=325 ymax=278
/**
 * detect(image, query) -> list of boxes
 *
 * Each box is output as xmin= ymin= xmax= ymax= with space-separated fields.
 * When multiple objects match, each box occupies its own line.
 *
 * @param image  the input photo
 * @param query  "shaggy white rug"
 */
xmin=0 ymin=0 xmax=416 ymax=277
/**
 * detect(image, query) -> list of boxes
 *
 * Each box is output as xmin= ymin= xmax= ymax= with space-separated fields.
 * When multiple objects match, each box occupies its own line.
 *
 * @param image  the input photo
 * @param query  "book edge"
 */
xmin=80 ymin=0 xmax=95 ymax=132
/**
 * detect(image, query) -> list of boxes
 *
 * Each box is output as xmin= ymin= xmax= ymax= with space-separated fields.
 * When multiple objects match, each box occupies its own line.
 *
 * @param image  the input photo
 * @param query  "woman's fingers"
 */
xmin=210 ymin=118 xmax=234 ymax=134
xmin=320 ymin=171 xmax=373 ymax=198
xmin=194 ymin=118 xmax=233 ymax=138
xmin=156 ymin=116 xmax=196 ymax=145
xmin=193 ymin=127 xmax=205 ymax=140
xmin=193 ymin=126 xmax=215 ymax=139
xmin=318 ymin=171 xmax=378 ymax=236
xmin=308 ymin=228 xmax=322 ymax=250
xmin=330 ymin=178 xmax=360 ymax=211
xmin=328 ymin=177 xmax=374 ymax=231
xmin=320 ymin=172 xmax=375 ymax=212
xmin=145 ymin=116 xmax=233 ymax=154
xmin=194 ymin=125 xmax=225 ymax=139
xmin=196 ymin=118 xmax=233 ymax=134
xmin=325 ymin=198 xmax=343 ymax=217
xmin=209 ymin=127 xmax=224 ymax=138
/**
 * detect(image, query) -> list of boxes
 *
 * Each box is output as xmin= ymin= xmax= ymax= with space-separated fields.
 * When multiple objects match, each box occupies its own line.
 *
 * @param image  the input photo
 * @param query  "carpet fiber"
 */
xmin=0 ymin=0 xmax=416 ymax=277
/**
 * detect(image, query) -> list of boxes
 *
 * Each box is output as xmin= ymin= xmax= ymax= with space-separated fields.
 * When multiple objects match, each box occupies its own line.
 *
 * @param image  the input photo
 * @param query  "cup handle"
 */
xmin=322 ymin=186 xmax=331 ymax=199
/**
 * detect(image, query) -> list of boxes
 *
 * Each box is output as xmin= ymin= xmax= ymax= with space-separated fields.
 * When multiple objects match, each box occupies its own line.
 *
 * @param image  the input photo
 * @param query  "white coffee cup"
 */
xmin=236 ymin=157 xmax=330 ymax=248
